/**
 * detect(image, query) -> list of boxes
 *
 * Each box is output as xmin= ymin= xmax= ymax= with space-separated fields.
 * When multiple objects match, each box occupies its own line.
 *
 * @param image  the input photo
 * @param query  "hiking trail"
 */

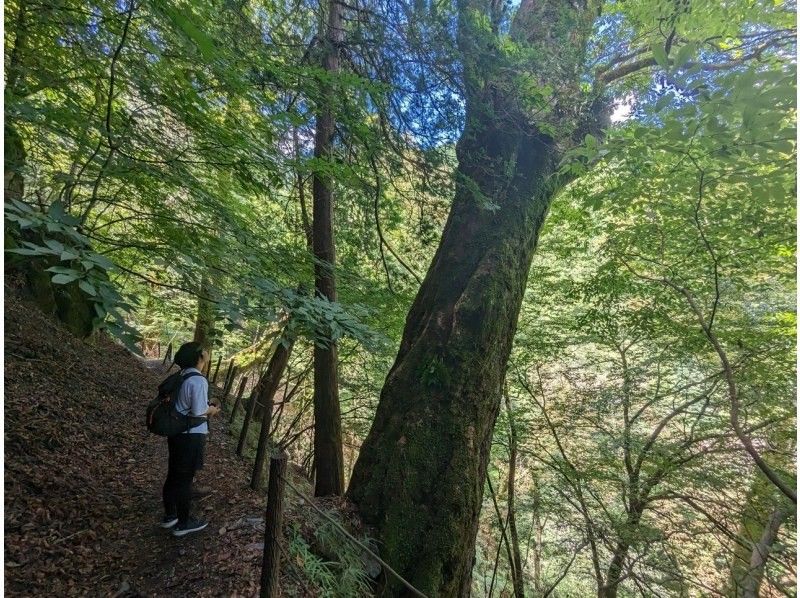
xmin=4 ymin=290 xmax=312 ymax=596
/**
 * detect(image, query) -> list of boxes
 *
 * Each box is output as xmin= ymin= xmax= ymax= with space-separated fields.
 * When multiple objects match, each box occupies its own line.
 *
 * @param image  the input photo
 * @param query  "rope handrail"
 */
xmin=279 ymin=474 xmax=430 ymax=598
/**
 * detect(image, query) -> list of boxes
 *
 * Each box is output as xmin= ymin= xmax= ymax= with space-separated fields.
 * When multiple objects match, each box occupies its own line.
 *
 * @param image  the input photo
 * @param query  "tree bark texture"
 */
xmin=237 ymin=385 xmax=260 ymax=458
xmin=227 ymin=376 xmax=248 ymax=418
xmin=252 ymin=337 xmax=294 ymax=490
xmin=312 ymin=0 xmax=345 ymax=497
xmin=259 ymin=453 xmax=288 ymax=598
xmin=348 ymin=1 xmax=598 ymax=593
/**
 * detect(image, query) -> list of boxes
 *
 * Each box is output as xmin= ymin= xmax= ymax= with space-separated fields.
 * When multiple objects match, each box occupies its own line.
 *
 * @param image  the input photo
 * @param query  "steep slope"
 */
xmin=4 ymin=289 xmax=304 ymax=596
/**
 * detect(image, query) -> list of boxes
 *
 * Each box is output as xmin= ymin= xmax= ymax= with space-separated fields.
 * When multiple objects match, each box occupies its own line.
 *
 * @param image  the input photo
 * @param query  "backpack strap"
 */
xmin=181 ymin=371 xmax=204 ymax=381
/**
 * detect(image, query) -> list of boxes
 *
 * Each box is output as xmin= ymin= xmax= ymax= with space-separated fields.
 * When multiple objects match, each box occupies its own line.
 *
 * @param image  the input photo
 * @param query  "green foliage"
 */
xmin=5 ymin=0 xmax=796 ymax=593
xmin=286 ymin=517 xmax=374 ymax=597
xmin=5 ymin=199 xmax=141 ymax=349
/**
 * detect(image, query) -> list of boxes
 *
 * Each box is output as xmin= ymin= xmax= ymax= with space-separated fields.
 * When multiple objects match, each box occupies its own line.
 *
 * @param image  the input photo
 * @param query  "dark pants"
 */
xmin=163 ymin=433 xmax=206 ymax=524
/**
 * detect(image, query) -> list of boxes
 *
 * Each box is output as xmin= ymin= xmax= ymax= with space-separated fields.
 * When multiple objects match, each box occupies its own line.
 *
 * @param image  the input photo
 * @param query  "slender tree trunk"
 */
xmin=5 ymin=0 xmax=28 ymax=203
xmin=347 ymin=2 xmax=599 ymax=593
xmin=738 ymin=505 xmax=788 ymax=598
xmin=252 ymin=336 xmax=295 ymax=489
xmin=728 ymin=468 xmax=793 ymax=597
xmin=312 ymin=0 xmax=345 ymax=497
xmin=505 ymin=394 xmax=524 ymax=598
xmin=532 ymin=496 xmax=543 ymax=595
xmin=598 ymin=504 xmax=645 ymax=598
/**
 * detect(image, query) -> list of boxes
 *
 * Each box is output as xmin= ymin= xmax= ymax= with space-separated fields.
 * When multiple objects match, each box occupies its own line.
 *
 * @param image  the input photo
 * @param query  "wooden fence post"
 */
xmin=211 ymin=355 xmax=223 ymax=384
xmin=221 ymin=358 xmax=235 ymax=389
xmin=221 ymin=365 xmax=239 ymax=405
xmin=227 ymin=376 xmax=248 ymax=417
xmin=260 ymin=453 xmax=287 ymax=598
xmin=251 ymin=404 xmax=273 ymax=490
xmin=237 ymin=390 xmax=259 ymax=457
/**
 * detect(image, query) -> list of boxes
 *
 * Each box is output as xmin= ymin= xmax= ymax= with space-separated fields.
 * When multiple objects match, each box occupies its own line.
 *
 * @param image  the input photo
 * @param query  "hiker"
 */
xmin=160 ymin=341 xmax=221 ymax=536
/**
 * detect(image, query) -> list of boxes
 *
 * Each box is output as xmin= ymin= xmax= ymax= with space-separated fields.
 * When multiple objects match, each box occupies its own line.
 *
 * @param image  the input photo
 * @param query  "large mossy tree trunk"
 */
xmin=312 ymin=0 xmax=345 ymax=496
xmin=347 ymin=1 xmax=599 ymax=594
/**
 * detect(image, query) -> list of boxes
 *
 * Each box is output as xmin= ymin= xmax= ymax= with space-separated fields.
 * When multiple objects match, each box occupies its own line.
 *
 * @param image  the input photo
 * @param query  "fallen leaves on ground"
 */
xmin=4 ymin=288 xmax=313 ymax=597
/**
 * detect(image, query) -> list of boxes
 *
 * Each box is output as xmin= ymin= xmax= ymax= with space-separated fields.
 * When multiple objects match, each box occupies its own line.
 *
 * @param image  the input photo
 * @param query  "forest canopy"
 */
xmin=4 ymin=0 xmax=796 ymax=595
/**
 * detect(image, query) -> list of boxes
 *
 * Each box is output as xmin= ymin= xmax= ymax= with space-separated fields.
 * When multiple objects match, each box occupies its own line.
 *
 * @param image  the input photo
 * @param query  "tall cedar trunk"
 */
xmin=348 ymin=2 xmax=598 ymax=593
xmin=504 ymin=394 xmax=524 ymax=598
xmin=312 ymin=0 xmax=345 ymax=496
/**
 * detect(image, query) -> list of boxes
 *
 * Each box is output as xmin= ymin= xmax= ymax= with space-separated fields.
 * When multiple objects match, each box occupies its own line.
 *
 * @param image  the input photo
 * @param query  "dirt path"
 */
xmin=4 ymin=292 xmax=296 ymax=596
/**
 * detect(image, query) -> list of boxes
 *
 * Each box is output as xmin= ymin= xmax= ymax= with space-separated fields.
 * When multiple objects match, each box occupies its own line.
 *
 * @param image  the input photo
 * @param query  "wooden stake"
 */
xmin=211 ymin=355 xmax=223 ymax=384
xmin=260 ymin=453 xmax=287 ymax=598
xmin=237 ymin=390 xmax=259 ymax=457
xmin=221 ymin=365 xmax=239 ymax=405
xmin=227 ymin=376 xmax=248 ymax=418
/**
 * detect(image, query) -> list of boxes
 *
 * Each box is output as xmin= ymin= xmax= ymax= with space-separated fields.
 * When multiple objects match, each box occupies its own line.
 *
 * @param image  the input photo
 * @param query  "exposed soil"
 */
xmin=4 ymin=288 xmax=311 ymax=596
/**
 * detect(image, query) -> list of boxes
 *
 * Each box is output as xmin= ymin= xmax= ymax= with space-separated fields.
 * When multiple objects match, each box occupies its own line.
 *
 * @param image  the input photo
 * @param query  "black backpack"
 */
xmin=146 ymin=371 xmax=207 ymax=437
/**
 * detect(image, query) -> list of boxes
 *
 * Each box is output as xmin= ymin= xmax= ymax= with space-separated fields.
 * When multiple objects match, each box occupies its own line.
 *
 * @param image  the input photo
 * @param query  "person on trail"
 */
xmin=160 ymin=341 xmax=221 ymax=536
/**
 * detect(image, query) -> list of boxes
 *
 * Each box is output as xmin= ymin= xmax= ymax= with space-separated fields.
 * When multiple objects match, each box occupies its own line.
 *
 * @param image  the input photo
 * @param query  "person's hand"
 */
xmin=206 ymin=405 xmax=221 ymax=417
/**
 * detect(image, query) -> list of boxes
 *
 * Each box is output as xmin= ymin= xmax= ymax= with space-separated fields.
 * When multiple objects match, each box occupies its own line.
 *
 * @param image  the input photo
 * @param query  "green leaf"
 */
xmin=674 ymin=43 xmax=695 ymax=68
xmin=651 ymin=43 xmax=668 ymax=68
xmin=45 ymin=266 xmax=80 ymax=274
xmin=51 ymin=272 xmax=80 ymax=284
xmin=44 ymin=239 xmax=64 ymax=252
xmin=79 ymin=280 xmax=97 ymax=296
xmin=86 ymin=253 xmax=116 ymax=270
xmin=48 ymin=200 xmax=66 ymax=222
xmin=654 ymin=94 xmax=672 ymax=113
xmin=6 ymin=247 xmax=43 ymax=256
xmin=771 ymin=140 xmax=794 ymax=155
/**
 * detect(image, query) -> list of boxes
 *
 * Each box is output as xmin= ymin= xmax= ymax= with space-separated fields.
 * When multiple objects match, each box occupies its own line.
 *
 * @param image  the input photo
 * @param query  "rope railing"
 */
xmin=278 ymin=472 xmax=429 ymax=598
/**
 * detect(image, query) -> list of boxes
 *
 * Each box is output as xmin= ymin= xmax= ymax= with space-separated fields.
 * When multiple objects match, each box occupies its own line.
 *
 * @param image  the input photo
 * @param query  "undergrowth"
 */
xmin=287 ymin=518 xmax=373 ymax=597
xmin=223 ymin=396 xmax=374 ymax=596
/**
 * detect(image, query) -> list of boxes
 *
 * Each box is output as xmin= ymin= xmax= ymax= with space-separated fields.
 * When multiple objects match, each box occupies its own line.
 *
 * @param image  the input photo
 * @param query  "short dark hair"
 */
xmin=174 ymin=341 xmax=205 ymax=369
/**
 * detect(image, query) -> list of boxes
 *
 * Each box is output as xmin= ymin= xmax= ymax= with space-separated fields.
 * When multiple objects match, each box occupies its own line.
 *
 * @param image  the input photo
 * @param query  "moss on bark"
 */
xmin=347 ymin=1 xmax=601 ymax=593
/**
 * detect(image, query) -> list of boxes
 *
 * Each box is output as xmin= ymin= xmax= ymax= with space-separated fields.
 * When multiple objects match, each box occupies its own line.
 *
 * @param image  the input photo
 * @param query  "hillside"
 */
xmin=4 ymin=289 xmax=324 ymax=596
